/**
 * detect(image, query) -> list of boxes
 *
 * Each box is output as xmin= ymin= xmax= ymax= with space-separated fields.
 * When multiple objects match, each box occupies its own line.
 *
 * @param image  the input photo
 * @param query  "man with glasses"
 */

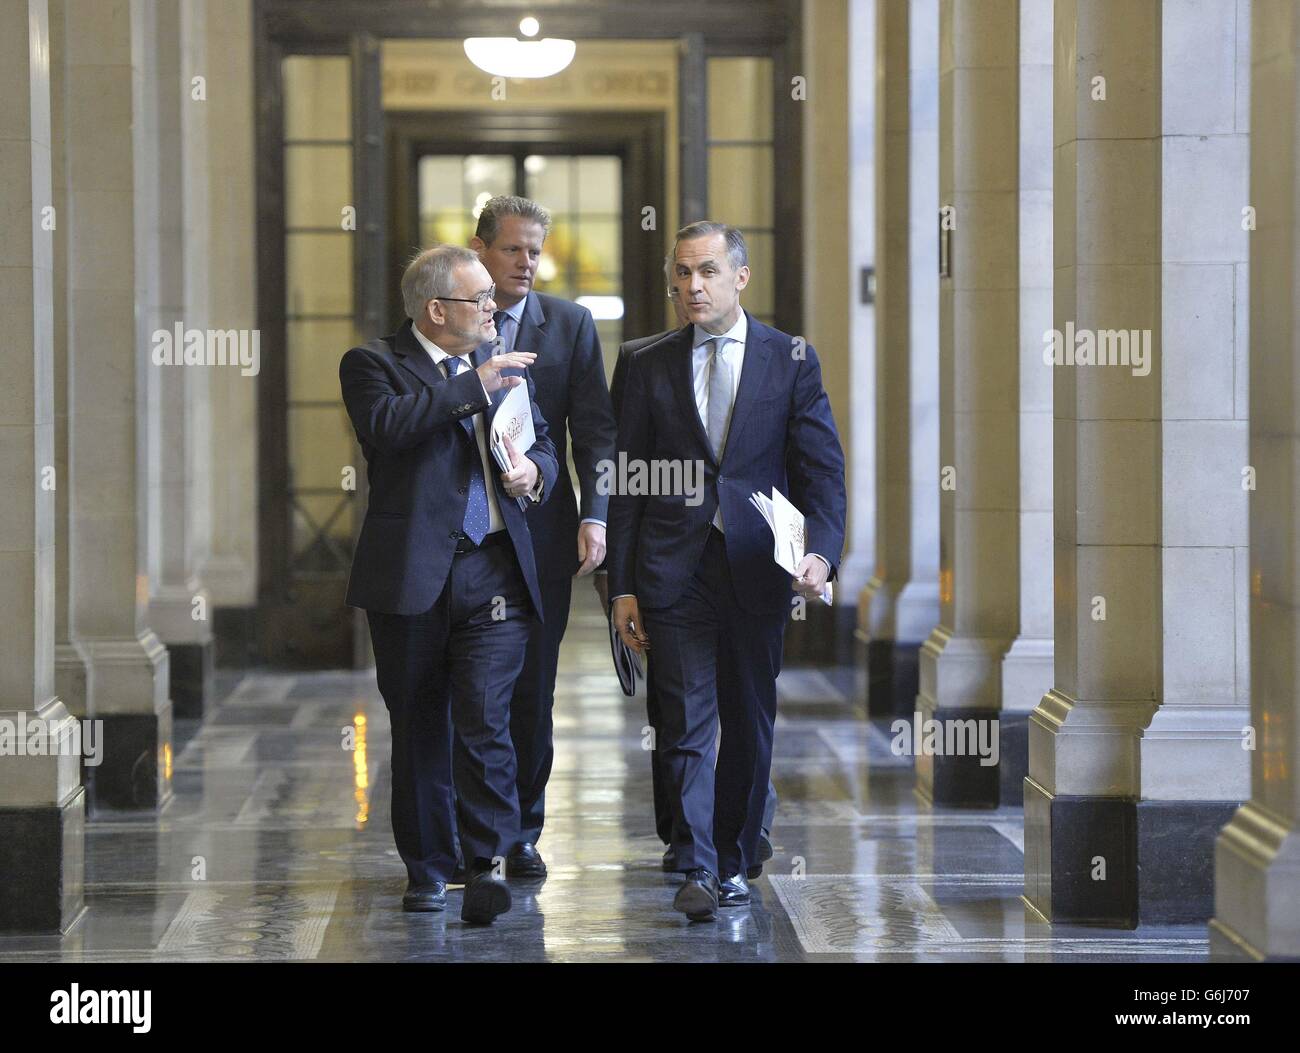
xmin=339 ymin=245 xmax=559 ymax=924
xmin=469 ymin=195 xmax=618 ymax=879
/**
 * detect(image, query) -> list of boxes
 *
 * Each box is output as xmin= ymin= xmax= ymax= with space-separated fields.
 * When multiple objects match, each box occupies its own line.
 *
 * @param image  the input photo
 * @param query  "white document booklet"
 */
xmin=748 ymin=487 xmax=833 ymax=605
xmin=488 ymin=380 xmax=537 ymax=509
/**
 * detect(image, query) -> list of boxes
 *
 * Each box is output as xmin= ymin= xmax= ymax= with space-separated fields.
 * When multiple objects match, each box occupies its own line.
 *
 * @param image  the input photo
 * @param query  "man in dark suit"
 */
xmin=603 ymin=288 xmax=780 ymax=877
xmin=609 ymin=222 xmax=846 ymax=921
xmin=469 ymin=195 xmax=617 ymax=878
xmin=339 ymin=244 xmax=559 ymax=924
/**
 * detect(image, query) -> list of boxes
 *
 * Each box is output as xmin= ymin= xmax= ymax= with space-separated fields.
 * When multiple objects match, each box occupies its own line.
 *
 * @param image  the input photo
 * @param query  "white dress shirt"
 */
xmin=411 ymin=326 xmax=508 ymax=533
xmin=693 ymin=313 xmax=748 ymax=531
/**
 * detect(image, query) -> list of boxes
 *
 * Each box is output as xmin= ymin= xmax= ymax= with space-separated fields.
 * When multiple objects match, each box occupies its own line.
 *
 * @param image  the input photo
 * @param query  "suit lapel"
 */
xmin=720 ymin=312 xmax=775 ymax=464
xmin=514 ymin=291 xmax=547 ymax=361
xmin=392 ymin=320 xmax=445 ymax=390
xmin=668 ymin=329 xmax=717 ymax=465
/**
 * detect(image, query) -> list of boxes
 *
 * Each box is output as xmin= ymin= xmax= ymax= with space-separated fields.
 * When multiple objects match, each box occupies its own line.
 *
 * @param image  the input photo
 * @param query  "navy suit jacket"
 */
xmin=607 ymin=312 xmax=847 ymax=614
xmin=339 ymin=319 xmax=560 ymax=618
xmin=504 ymin=292 xmax=617 ymax=580
xmin=610 ymin=327 xmax=676 ymax=418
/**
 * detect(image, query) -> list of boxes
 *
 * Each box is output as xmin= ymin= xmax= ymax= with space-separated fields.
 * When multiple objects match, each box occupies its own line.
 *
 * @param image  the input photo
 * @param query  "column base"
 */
xmin=168 ymin=640 xmax=214 ymax=719
xmin=0 ymin=787 xmax=86 ymax=932
xmin=783 ymin=596 xmax=840 ymax=666
xmin=1136 ymin=799 xmax=1239 ymax=924
xmin=89 ymin=708 xmax=174 ymax=813
xmin=1023 ymin=776 xmax=1137 ymax=927
xmin=998 ymin=711 xmax=1029 ymax=807
xmin=1210 ymin=801 xmax=1300 ymax=958
xmin=214 ymin=604 xmax=258 ymax=667
xmin=55 ymin=641 xmax=91 ymax=719
xmin=911 ymin=705 xmax=1001 ymax=808
xmin=891 ymin=641 xmax=921 ymax=717
xmin=863 ymin=638 xmax=893 ymax=715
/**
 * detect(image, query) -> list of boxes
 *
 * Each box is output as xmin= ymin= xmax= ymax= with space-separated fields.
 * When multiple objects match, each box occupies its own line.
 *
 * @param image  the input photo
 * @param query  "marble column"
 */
xmin=201 ymin=0 xmax=259 ymax=664
xmin=1211 ymin=0 xmax=1300 ymax=961
xmin=840 ymin=0 xmax=876 ymax=605
xmin=858 ymin=0 xmax=941 ymax=718
xmin=997 ymin=0 xmax=1055 ymax=806
xmin=0 ymin=0 xmax=86 ymax=931
xmin=145 ymin=0 xmax=214 ymax=718
xmin=50 ymin=0 xmax=90 ymax=726
xmin=916 ymin=0 xmax=1019 ymax=807
xmin=798 ymin=0 xmax=859 ymax=663
xmin=60 ymin=0 xmax=173 ymax=813
xmin=1026 ymin=0 xmax=1249 ymax=927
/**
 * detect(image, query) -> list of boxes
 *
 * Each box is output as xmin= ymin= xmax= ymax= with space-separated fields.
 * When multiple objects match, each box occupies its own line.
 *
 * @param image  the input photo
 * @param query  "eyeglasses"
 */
xmin=434 ymin=284 xmax=496 ymax=312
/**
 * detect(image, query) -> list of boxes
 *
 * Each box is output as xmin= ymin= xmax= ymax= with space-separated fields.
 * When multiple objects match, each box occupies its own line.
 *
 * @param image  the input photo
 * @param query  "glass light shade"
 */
xmin=463 ymin=37 xmax=576 ymax=79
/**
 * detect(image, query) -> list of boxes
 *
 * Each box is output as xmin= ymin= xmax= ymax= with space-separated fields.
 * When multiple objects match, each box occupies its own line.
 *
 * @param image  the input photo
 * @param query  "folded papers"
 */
xmin=748 ymin=487 xmax=833 ymax=605
xmin=488 ymin=380 xmax=536 ymax=510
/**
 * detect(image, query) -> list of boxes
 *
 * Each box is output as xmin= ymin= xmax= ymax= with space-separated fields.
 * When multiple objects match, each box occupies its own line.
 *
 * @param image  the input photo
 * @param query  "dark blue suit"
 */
xmin=503 ymin=292 xmax=617 ymax=844
xmin=608 ymin=312 xmax=846 ymax=878
xmin=340 ymin=320 xmax=560 ymax=885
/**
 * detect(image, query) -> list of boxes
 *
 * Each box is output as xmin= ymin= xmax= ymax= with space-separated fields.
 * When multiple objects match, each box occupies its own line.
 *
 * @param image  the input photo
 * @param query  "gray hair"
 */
xmin=475 ymin=194 xmax=552 ymax=245
xmin=401 ymin=244 xmax=480 ymax=320
xmin=673 ymin=220 xmax=748 ymax=271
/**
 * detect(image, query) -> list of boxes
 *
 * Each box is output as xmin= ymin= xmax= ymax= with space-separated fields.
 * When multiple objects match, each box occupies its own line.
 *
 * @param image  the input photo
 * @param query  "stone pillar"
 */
xmin=1211 ymin=0 xmax=1300 ymax=960
xmin=50 ymin=0 xmax=90 ymax=725
xmin=1027 ymin=0 xmax=1249 ymax=927
xmin=60 ymin=0 xmax=172 ymax=812
xmin=858 ymin=0 xmax=941 ymax=718
xmin=848 ymin=0 xmax=878 ymax=717
xmin=840 ymin=0 xmax=876 ymax=606
xmin=798 ymin=0 xmax=858 ymax=663
xmin=0 ymin=0 xmax=86 ymax=932
xmin=145 ymin=0 xmax=214 ymax=718
xmin=997 ymin=0 xmax=1054 ymax=806
xmin=202 ymin=0 xmax=258 ymax=664
xmin=916 ymin=0 xmax=1019 ymax=807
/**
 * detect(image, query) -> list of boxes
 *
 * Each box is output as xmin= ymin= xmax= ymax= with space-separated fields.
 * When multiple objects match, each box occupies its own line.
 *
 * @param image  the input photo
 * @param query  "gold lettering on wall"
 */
xmin=381 ymin=39 xmax=676 ymax=110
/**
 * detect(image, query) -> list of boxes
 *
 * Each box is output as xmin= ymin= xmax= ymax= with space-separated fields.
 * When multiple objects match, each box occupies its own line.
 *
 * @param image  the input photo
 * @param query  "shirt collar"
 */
xmin=692 ymin=310 xmax=747 ymax=351
xmin=498 ymin=292 xmax=528 ymax=324
xmin=410 ymin=323 xmax=464 ymax=366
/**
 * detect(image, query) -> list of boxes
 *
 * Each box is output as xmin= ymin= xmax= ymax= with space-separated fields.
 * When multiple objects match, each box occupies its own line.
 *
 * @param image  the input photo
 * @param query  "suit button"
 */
xmin=458 ymin=486 xmax=467 ymax=495
xmin=449 ymin=530 xmax=459 ymax=539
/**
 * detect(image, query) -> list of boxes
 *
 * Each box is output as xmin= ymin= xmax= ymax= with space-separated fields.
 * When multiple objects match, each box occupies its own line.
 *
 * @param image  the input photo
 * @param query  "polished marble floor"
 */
xmin=1 ymin=588 xmax=1215 ymax=962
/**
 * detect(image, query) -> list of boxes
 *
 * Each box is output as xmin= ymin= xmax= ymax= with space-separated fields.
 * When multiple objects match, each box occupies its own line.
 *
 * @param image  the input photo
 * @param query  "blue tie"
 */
xmin=444 ymin=355 xmax=491 ymax=544
xmin=493 ymin=310 xmax=512 ymax=354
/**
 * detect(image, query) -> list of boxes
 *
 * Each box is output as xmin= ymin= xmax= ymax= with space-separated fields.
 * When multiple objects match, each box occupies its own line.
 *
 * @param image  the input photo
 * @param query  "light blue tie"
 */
xmin=444 ymin=355 xmax=491 ymax=544
xmin=706 ymin=337 xmax=734 ymax=461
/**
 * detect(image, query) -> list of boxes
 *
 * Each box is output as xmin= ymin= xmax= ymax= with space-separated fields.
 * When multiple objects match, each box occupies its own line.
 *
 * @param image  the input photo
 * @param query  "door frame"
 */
xmin=385 ymin=109 xmax=667 ymax=341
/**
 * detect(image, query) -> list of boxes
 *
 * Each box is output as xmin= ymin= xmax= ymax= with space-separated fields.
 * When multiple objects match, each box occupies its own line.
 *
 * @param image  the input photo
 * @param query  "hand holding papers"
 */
xmin=489 ymin=379 xmax=536 ymax=509
xmin=749 ymin=487 xmax=834 ymax=605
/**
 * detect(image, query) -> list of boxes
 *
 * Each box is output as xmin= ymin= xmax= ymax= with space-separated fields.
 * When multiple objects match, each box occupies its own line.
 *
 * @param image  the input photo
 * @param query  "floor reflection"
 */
xmin=0 ymin=588 xmax=1213 ymax=961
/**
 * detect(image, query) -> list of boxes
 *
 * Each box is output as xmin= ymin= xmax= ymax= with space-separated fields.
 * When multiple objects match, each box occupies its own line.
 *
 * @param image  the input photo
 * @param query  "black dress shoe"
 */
xmin=461 ymin=869 xmax=512 ymax=925
xmin=449 ymin=862 xmax=468 ymax=886
xmin=746 ymin=864 xmax=763 ymax=880
xmin=673 ymin=868 xmax=719 ymax=921
xmin=506 ymin=842 xmax=547 ymax=879
xmin=757 ymin=831 xmax=774 ymax=864
xmin=402 ymin=882 xmax=447 ymax=912
xmin=662 ymin=846 xmax=680 ymax=873
xmin=718 ymin=872 xmax=750 ymax=906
